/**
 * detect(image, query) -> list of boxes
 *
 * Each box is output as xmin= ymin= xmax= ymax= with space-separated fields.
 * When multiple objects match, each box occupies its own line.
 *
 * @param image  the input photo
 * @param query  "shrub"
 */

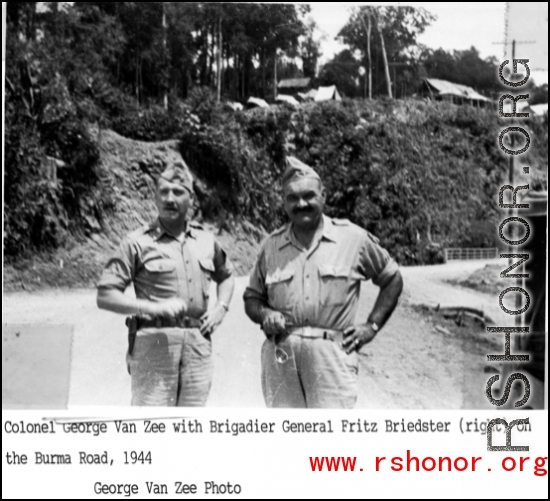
xmin=179 ymin=99 xmax=533 ymax=265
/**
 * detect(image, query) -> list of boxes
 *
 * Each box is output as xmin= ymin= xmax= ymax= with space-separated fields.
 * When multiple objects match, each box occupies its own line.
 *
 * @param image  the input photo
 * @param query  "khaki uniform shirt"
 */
xmin=98 ymin=219 xmax=233 ymax=318
xmin=244 ymin=215 xmax=398 ymax=331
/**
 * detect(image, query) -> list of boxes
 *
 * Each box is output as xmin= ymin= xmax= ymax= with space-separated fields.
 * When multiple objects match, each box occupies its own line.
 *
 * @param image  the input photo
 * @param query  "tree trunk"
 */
xmin=139 ymin=58 xmax=144 ymax=105
xmin=135 ymin=55 xmax=140 ymax=105
xmin=376 ymin=16 xmax=392 ymax=99
xmin=183 ymin=67 xmax=190 ymax=99
xmin=200 ymin=29 xmax=208 ymax=87
xmin=7 ymin=3 xmax=21 ymax=29
xmin=162 ymin=2 xmax=168 ymax=110
xmin=225 ymin=45 xmax=230 ymax=97
xmin=51 ymin=2 xmax=59 ymax=38
xmin=26 ymin=2 xmax=37 ymax=41
xmin=358 ymin=9 xmax=373 ymax=99
xmin=366 ymin=12 xmax=372 ymax=99
xmin=261 ymin=45 xmax=266 ymax=98
xmin=207 ymin=25 xmax=214 ymax=88
xmin=273 ymin=51 xmax=278 ymax=101
xmin=234 ymin=52 xmax=239 ymax=100
xmin=217 ymin=16 xmax=222 ymax=103
xmin=241 ymin=55 xmax=246 ymax=99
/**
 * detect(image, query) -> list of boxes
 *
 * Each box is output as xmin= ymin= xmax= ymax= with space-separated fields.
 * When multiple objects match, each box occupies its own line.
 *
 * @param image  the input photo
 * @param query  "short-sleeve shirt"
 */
xmin=97 ymin=219 xmax=233 ymax=318
xmin=243 ymin=215 xmax=399 ymax=331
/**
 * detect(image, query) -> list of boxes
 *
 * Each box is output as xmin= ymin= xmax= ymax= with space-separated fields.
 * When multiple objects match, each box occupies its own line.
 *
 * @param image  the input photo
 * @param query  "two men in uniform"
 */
xmin=97 ymin=156 xmax=402 ymax=408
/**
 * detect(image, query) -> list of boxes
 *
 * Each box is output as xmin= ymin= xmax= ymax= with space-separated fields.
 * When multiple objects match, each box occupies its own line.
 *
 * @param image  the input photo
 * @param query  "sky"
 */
xmin=308 ymin=2 xmax=548 ymax=85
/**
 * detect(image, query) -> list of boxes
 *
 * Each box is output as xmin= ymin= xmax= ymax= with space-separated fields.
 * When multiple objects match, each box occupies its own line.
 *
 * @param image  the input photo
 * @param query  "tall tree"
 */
xmin=364 ymin=10 xmax=373 ymax=98
xmin=318 ymin=49 xmax=361 ymax=98
xmin=374 ymin=9 xmax=392 ymax=98
xmin=161 ymin=2 xmax=168 ymax=109
xmin=7 ymin=2 xmax=38 ymax=40
xmin=420 ymin=46 xmax=501 ymax=96
xmin=300 ymin=19 xmax=322 ymax=79
xmin=340 ymin=6 xmax=435 ymax=98
xmin=217 ymin=13 xmax=222 ymax=103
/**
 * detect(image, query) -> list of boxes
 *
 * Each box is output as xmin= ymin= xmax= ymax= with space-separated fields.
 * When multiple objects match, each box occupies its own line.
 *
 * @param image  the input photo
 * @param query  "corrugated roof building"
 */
xmin=421 ymin=78 xmax=492 ymax=107
xmin=277 ymin=78 xmax=311 ymax=90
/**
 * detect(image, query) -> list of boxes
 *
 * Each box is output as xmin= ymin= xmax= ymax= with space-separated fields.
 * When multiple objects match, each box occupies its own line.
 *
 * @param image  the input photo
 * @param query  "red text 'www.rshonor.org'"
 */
xmin=309 ymin=452 xmax=548 ymax=475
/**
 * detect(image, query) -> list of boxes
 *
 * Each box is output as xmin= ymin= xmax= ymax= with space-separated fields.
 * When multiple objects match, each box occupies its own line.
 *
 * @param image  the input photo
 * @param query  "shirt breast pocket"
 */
xmin=265 ymin=268 xmax=295 ymax=312
xmin=318 ymin=264 xmax=351 ymax=307
xmin=141 ymin=257 xmax=178 ymax=295
xmin=199 ymin=258 xmax=215 ymax=300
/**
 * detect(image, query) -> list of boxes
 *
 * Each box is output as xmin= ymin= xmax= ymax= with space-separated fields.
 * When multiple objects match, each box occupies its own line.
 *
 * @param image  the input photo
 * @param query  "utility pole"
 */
xmin=492 ymin=38 xmax=536 ymax=185
xmin=509 ymin=40 xmax=516 ymax=186
xmin=494 ymin=37 xmax=536 ymax=329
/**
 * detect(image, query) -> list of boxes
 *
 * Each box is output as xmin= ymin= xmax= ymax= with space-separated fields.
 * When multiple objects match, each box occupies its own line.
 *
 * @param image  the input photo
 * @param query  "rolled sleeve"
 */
xmin=96 ymin=237 xmax=136 ymax=291
xmin=211 ymin=240 xmax=234 ymax=284
xmin=243 ymin=246 xmax=268 ymax=302
xmin=358 ymin=232 xmax=399 ymax=288
xmin=372 ymin=259 xmax=399 ymax=288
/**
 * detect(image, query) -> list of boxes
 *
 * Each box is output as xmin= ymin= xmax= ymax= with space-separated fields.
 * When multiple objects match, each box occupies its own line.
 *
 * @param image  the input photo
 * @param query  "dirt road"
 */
xmin=3 ymin=260 xmax=509 ymax=409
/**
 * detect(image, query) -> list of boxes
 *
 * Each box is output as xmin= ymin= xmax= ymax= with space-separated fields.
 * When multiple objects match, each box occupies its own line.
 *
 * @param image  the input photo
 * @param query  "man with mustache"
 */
xmin=97 ymin=160 xmax=234 ymax=406
xmin=244 ymin=157 xmax=403 ymax=408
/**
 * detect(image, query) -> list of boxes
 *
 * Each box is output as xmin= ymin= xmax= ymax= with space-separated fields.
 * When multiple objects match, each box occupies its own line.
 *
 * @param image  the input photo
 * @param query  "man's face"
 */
xmin=283 ymin=177 xmax=325 ymax=230
xmin=155 ymin=177 xmax=192 ymax=224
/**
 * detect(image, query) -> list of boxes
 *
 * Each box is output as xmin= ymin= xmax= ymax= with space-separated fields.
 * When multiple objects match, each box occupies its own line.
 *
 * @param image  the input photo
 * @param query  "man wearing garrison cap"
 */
xmin=244 ymin=156 xmax=403 ymax=408
xmin=97 ymin=159 xmax=234 ymax=406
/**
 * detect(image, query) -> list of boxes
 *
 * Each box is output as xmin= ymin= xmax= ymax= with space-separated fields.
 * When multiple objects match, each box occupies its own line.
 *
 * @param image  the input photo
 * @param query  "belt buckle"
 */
xmin=155 ymin=318 xmax=162 ymax=328
xmin=303 ymin=326 xmax=312 ymax=338
xmin=182 ymin=317 xmax=191 ymax=329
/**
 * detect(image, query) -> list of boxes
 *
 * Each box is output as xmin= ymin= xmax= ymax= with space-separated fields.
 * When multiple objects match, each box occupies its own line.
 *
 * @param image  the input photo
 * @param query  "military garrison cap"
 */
xmin=282 ymin=156 xmax=321 ymax=188
xmin=159 ymin=159 xmax=194 ymax=193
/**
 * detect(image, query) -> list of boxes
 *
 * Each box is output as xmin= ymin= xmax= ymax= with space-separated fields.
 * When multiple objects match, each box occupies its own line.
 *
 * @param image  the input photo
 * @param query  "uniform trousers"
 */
xmin=127 ymin=327 xmax=212 ymax=406
xmin=261 ymin=333 xmax=359 ymax=408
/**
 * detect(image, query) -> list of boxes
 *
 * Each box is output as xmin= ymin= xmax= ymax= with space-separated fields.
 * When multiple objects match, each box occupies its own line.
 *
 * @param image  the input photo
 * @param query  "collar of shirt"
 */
xmin=278 ymin=214 xmax=338 ymax=251
xmin=146 ymin=218 xmax=197 ymax=243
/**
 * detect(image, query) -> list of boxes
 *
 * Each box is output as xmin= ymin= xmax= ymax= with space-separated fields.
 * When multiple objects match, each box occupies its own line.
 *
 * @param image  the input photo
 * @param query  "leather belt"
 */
xmin=137 ymin=316 xmax=203 ymax=329
xmin=287 ymin=326 xmax=344 ymax=342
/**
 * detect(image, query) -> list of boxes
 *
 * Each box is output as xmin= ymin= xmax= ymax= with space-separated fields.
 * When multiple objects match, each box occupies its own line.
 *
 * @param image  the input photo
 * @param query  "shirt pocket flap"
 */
xmin=265 ymin=268 xmax=295 ymax=285
xmin=143 ymin=258 xmax=176 ymax=273
xmin=318 ymin=264 xmax=351 ymax=278
xmin=199 ymin=258 xmax=216 ymax=273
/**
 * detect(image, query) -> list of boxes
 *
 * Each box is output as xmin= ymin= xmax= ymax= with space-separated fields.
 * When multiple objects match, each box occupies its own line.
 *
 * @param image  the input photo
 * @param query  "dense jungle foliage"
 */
xmin=181 ymin=99 xmax=547 ymax=264
xmin=4 ymin=2 xmax=548 ymax=269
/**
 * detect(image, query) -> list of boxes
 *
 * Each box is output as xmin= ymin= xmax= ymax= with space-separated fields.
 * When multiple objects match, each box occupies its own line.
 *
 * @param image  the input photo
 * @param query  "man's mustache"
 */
xmin=293 ymin=208 xmax=313 ymax=215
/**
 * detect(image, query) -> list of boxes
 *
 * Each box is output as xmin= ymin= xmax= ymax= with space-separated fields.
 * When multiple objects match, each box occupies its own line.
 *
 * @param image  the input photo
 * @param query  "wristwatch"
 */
xmin=219 ymin=301 xmax=229 ymax=312
xmin=368 ymin=321 xmax=380 ymax=333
